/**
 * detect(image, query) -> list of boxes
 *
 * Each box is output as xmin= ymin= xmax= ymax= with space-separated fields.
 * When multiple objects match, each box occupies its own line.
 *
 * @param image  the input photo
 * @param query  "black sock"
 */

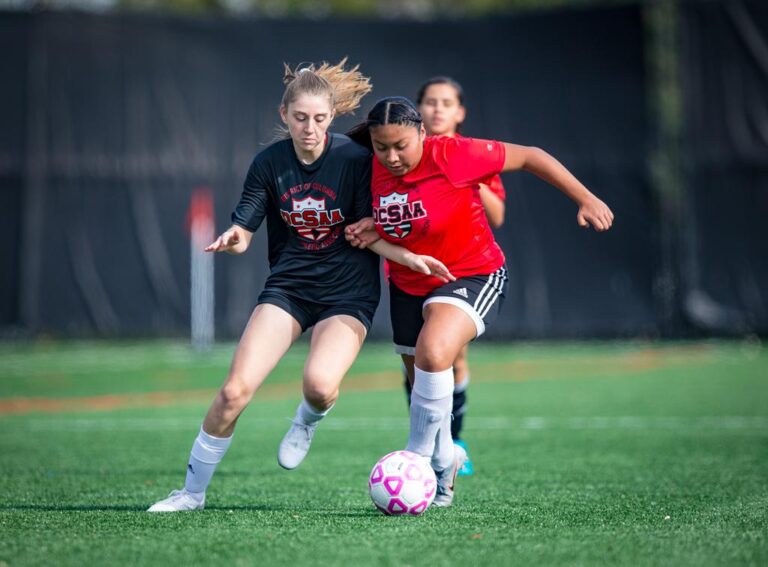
xmin=404 ymin=372 xmax=413 ymax=408
xmin=451 ymin=389 xmax=467 ymax=440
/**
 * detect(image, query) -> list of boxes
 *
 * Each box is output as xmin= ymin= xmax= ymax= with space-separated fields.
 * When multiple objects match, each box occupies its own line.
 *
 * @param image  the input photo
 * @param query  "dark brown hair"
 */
xmin=415 ymin=76 xmax=465 ymax=106
xmin=347 ymin=97 xmax=422 ymax=151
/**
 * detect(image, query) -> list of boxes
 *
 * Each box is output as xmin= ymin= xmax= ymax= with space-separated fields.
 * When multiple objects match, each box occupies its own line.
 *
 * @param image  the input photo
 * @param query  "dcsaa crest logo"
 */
xmin=293 ymin=196 xmax=325 ymax=211
xmin=380 ymin=193 xmax=409 ymax=207
xmin=374 ymin=192 xmax=427 ymax=239
xmin=281 ymin=196 xmax=344 ymax=241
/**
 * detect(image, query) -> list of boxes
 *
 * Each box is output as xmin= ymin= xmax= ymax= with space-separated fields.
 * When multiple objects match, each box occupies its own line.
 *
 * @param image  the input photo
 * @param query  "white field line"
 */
xmin=12 ymin=415 xmax=768 ymax=433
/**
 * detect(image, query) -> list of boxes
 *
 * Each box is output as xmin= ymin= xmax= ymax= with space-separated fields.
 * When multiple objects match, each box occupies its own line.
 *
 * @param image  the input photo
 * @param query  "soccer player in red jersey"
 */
xmin=412 ymin=76 xmax=507 ymax=476
xmin=148 ymin=65 xmax=451 ymax=513
xmin=347 ymin=96 xmax=613 ymax=507
xmin=418 ymin=77 xmax=505 ymax=228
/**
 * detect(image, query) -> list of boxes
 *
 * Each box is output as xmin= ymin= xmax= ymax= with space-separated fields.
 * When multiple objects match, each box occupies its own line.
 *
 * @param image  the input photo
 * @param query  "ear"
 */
xmin=279 ymin=105 xmax=288 ymax=124
xmin=419 ymin=124 xmax=427 ymax=141
xmin=456 ymin=105 xmax=466 ymax=126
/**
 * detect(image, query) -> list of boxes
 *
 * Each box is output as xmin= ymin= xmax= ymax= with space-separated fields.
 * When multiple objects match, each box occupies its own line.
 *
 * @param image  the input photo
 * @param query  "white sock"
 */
xmin=405 ymin=366 xmax=454 ymax=466
xmin=296 ymin=398 xmax=332 ymax=425
xmin=432 ymin=410 xmax=455 ymax=471
xmin=184 ymin=427 xmax=232 ymax=496
xmin=433 ymin=371 xmax=458 ymax=471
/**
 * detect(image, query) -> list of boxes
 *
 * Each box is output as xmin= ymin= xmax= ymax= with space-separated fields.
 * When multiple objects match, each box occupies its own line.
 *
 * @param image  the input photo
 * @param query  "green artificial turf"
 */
xmin=0 ymin=340 xmax=766 ymax=566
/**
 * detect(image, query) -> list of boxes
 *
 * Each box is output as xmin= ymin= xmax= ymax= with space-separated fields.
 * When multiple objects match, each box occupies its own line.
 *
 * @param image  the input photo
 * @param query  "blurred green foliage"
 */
xmin=112 ymin=0 xmax=636 ymax=16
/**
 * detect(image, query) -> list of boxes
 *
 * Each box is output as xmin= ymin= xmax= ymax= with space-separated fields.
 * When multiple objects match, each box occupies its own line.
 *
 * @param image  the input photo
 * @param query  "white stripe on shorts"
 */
xmin=475 ymin=267 xmax=506 ymax=319
xmin=473 ymin=272 xmax=496 ymax=313
xmin=480 ymin=267 xmax=507 ymax=318
xmin=479 ymin=267 xmax=507 ymax=318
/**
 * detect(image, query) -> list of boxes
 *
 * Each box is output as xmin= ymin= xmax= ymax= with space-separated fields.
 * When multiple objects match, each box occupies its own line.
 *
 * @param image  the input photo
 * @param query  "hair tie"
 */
xmin=298 ymin=68 xmax=312 ymax=75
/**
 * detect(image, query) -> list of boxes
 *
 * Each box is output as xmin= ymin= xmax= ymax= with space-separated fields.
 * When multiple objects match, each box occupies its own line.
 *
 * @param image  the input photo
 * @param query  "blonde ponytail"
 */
xmin=281 ymin=57 xmax=372 ymax=117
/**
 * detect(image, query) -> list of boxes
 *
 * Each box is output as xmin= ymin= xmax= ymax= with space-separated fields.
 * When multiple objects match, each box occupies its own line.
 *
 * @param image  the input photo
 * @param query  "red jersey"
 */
xmin=372 ymin=136 xmax=507 ymax=296
xmin=455 ymin=135 xmax=506 ymax=202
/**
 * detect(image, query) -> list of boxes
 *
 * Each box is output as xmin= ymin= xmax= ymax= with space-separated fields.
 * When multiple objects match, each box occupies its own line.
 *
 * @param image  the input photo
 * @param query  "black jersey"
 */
xmin=231 ymin=133 xmax=380 ymax=305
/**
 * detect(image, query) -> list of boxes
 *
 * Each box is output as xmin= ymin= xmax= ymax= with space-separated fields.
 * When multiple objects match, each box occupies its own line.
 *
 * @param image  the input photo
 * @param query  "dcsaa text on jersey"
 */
xmin=373 ymin=192 xmax=427 ymax=239
xmin=281 ymin=196 xmax=344 ymax=243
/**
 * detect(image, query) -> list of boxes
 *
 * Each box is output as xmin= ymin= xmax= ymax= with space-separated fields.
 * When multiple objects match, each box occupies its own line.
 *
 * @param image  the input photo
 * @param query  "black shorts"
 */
xmin=258 ymin=288 xmax=377 ymax=333
xmin=389 ymin=265 xmax=509 ymax=355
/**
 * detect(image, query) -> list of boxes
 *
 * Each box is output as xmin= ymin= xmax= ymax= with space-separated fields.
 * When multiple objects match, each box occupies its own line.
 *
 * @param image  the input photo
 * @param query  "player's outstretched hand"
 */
xmin=205 ymin=226 xmax=249 ymax=254
xmin=577 ymin=196 xmax=614 ymax=232
xmin=404 ymin=253 xmax=456 ymax=283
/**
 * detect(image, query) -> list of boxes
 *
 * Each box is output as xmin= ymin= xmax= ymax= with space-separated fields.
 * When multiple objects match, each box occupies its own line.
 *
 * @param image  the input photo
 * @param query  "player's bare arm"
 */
xmin=205 ymin=224 xmax=254 ymax=254
xmin=344 ymin=217 xmax=454 ymax=281
xmin=478 ymin=184 xmax=505 ymax=228
xmin=367 ymin=239 xmax=455 ymax=283
xmin=501 ymin=143 xmax=614 ymax=232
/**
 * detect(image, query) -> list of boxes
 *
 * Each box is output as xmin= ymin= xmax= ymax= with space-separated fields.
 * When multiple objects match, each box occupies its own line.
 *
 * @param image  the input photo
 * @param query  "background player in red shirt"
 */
xmin=347 ymin=96 xmax=613 ymax=507
xmin=148 ymin=65 xmax=452 ymax=513
xmin=413 ymin=76 xmax=507 ymax=476
xmin=418 ymin=76 xmax=506 ymax=227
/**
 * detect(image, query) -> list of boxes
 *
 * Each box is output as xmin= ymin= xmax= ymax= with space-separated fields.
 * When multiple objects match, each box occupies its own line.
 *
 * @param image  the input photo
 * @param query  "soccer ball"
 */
xmin=368 ymin=450 xmax=436 ymax=516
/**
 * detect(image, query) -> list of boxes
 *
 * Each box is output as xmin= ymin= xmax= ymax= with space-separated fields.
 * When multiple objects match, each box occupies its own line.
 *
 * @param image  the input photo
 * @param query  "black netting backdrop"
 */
xmin=0 ymin=13 xmax=28 ymax=329
xmin=681 ymin=0 xmax=768 ymax=334
xmin=2 ymin=6 xmax=658 ymax=338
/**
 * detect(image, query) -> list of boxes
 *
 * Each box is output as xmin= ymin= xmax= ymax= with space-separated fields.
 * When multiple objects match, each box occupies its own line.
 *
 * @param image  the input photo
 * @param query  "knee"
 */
xmin=302 ymin=376 xmax=338 ymax=410
xmin=415 ymin=337 xmax=455 ymax=372
xmin=218 ymin=377 xmax=253 ymax=413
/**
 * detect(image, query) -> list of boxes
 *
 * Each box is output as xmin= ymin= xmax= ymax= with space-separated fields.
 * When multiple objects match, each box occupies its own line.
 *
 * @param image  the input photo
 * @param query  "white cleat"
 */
xmin=147 ymin=489 xmax=205 ymax=512
xmin=278 ymin=419 xmax=318 ymax=470
xmin=432 ymin=443 xmax=468 ymax=508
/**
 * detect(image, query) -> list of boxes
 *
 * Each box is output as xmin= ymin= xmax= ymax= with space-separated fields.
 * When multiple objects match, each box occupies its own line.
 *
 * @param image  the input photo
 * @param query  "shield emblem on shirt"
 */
xmin=293 ymin=196 xmax=331 ymax=241
xmin=383 ymin=223 xmax=411 ymax=239
xmin=379 ymin=192 xmax=412 ymax=238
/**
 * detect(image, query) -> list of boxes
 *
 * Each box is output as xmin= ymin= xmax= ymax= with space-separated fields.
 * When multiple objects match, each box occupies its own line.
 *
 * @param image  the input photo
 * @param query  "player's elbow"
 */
xmin=502 ymin=143 xmax=544 ymax=172
xmin=521 ymin=146 xmax=554 ymax=172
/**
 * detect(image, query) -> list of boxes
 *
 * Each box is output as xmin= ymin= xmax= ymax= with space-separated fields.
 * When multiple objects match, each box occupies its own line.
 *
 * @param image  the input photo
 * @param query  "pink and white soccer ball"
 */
xmin=368 ymin=450 xmax=436 ymax=516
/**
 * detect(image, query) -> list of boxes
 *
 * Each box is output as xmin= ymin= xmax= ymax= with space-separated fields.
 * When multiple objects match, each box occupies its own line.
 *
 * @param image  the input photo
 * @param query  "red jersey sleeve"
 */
xmin=432 ymin=136 xmax=506 ymax=187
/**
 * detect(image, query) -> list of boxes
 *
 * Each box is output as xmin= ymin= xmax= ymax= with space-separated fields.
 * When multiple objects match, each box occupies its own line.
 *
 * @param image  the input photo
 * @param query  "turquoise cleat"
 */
xmin=454 ymin=439 xmax=474 ymax=476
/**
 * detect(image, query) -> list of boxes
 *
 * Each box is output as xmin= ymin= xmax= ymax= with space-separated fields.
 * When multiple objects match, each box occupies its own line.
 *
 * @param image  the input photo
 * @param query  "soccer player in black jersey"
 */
xmin=148 ymin=60 xmax=452 ymax=512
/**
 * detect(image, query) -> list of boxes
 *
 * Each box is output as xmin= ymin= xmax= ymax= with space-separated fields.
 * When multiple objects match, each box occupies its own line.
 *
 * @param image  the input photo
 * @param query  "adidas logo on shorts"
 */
xmin=453 ymin=287 xmax=469 ymax=299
